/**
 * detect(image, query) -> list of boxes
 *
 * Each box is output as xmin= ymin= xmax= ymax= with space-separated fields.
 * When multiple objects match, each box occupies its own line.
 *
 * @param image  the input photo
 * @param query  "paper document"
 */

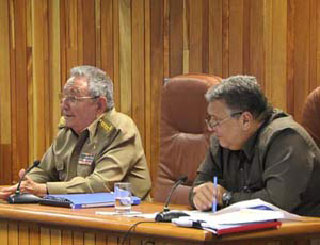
xmin=172 ymin=199 xmax=302 ymax=235
xmin=217 ymin=199 xmax=302 ymax=221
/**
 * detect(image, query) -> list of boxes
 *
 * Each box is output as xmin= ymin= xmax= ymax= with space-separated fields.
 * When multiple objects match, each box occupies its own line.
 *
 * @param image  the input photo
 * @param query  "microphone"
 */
xmin=155 ymin=176 xmax=190 ymax=222
xmin=8 ymin=160 xmax=43 ymax=203
xmin=163 ymin=176 xmax=188 ymax=212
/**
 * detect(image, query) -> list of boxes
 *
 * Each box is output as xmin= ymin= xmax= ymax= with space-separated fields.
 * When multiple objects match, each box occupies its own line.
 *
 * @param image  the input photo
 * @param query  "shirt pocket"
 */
xmin=77 ymin=163 xmax=94 ymax=178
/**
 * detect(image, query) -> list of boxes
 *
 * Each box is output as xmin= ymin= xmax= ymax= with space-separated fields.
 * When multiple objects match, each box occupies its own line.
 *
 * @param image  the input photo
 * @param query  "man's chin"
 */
xmin=64 ymin=120 xmax=74 ymax=128
xmin=220 ymin=142 xmax=240 ymax=150
xmin=219 ymin=140 xmax=233 ymax=150
xmin=219 ymin=141 xmax=228 ymax=148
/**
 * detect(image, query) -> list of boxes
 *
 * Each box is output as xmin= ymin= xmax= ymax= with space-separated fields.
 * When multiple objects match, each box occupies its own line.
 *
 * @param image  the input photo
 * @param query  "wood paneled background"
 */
xmin=0 ymin=0 xmax=319 ymax=188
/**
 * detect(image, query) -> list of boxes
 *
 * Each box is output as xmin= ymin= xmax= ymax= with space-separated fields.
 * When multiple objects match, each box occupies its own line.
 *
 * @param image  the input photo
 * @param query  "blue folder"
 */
xmin=40 ymin=192 xmax=141 ymax=209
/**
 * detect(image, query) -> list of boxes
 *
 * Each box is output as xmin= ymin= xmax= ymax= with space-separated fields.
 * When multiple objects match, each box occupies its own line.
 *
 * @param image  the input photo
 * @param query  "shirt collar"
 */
xmin=241 ymin=119 xmax=269 ymax=161
xmin=241 ymin=130 xmax=258 ymax=161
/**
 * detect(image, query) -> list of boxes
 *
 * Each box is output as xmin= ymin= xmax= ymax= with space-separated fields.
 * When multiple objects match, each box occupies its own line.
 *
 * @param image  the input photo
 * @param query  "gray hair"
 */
xmin=205 ymin=75 xmax=273 ymax=121
xmin=69 ymin=65 xmax=114 ymax=111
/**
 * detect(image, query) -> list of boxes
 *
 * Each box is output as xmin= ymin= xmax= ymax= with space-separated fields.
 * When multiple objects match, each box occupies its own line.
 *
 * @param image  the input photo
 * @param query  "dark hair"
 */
xmin=205 ymin=75 xmax=273 ymax=121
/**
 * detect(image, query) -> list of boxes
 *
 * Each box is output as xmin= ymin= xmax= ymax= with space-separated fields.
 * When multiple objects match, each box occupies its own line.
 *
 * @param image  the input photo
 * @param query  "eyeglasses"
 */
xmin=59 ymin=94 xmax=99 ymax=104
xmin=205 ymin=111 xmax=243 ymax=129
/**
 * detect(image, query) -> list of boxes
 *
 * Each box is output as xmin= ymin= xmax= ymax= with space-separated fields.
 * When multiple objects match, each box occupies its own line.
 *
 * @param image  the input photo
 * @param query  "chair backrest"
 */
xmin=301 ymin=86 xmax=320 ymax=148
xmin=154 ymin=73 xmax=221 ymax=205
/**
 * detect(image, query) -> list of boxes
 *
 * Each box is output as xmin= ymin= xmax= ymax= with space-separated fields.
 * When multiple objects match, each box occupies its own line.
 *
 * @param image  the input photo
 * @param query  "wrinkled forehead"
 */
xmin=63 ymin=77 xmax=88 ymax=95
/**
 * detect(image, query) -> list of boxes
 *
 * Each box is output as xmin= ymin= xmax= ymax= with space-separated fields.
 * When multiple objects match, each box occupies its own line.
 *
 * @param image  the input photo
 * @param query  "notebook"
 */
xmin=40 ymin=192 xmax=141 ymax=209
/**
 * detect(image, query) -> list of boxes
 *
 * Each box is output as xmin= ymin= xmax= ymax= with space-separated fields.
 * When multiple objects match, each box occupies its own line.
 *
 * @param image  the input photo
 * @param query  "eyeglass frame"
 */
xmin=59 ymin=93 xmax=100 ymax=104
xmin=205 ymin=111 xmax=243 ymax=129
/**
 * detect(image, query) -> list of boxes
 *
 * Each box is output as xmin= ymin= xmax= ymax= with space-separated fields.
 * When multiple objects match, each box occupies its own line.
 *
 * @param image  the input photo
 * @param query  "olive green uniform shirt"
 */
xmin=28 ymin=109 xmax=151 ymax=199
xmin=191 ymin=110 xmax=320 ymax=216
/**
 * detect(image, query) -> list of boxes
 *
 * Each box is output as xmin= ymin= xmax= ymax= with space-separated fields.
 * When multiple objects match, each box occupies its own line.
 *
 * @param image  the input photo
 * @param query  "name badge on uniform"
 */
xmin=78 ymin=153 xmax=95 ymax=165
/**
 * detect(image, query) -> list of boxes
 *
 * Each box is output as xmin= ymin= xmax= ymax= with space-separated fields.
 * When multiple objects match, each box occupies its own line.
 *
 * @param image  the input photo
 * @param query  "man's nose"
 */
xmin=61 ymin=98 xmax=70 ymax=110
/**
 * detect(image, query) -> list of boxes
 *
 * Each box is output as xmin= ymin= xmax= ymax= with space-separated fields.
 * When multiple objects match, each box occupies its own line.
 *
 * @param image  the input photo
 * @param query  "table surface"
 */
xmin=0 ymin=200 xmax=320 ymax=243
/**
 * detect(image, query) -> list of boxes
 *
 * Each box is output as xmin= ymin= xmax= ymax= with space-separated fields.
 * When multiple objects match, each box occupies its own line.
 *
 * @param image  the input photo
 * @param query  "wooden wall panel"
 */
xmin=144 ymin=0 xmax=151 ymax=172
xmin=150 ymin=0 xmax=163 ymax=188
xmin=12 ymin=0 xmax=29 ymax=179
xmin=119 ymin=0 xmax=131 ymax=115
xmin=112 ymin=0 xmax=120 ymax=112
xmin=51 ymin=229 xmax=62 ymax=244
xmin=81 ymin=0 xmax=96 ymax=65
xmin=100 ymin=0 xmax=114 ymax=80
xmin=95 ymin=0 xmax=101 ymax=69
xmin=163 ymin=0 xmax=170 ymax=78
xmin=65 ymin=0 xmax=79 ymax=72
xmin=292 ymin=0 xmax=310 ymax=122
xmin=250 ymin=0 xmax=265 ymax=90
xmin=0 ymin=0 xmax=12 ymax=184
xmin=287 ymin=0 xmax=295 ymax=115
xmin=189 ymin=0 xmax=204 ymax=72
xmin=267 ymin=0 xmax=287 ymax=111
xmin=19 ymin=224 xmax=29 ymax=244
xmin=41 ymin=227 xmax=50 ymax=245
xmin=31 ymin=0 xmax=49 ymax=161
xmin=309 ymin=0 xmax=318 ymax=93
xmin=9 ymin=222 xmax=19 ymax=244
xmin=228 ymin=0 xmax=243 ymax=75
xmin=222 ymin=0 xmax=229 ymax=77
xmin=202 ymin=0 xmax=209 ymax=73
xmin=29 ymin=223 xmax=40 ymax=245
xmin=0 ymin=221 xmax=8 ymax=243
xmin=182 ymin=0 xmax=189 ymax=74
xmin=242 ymin=0 xmax=251 ymax=76
xmin=169 ymin=0 xmax=183 ymax=77
xmin=317 ymin=1 xmax=320 ymax=94
xmin=1 ymin=0 xmax=320 ymax=190
xmin=209 ymin=0 xmax=223 ymax=77
xmin=131 ymin=0 xmax=146 ymax=144
xmin=62 ymin=230 xmax=73 ymax=245
xmin=48 ymin=0 xmax=62 ymax=141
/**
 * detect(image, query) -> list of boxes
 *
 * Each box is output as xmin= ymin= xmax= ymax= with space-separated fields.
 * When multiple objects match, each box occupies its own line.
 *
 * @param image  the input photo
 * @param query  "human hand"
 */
xmin=19 ymin=168 xmax=26 ymax=179
xmin=20 ymin=176 xmax=47 ymax=197
xmin=0 ymin=185 xmax=17 ymax=200
xmin=192 ymin=182 xmax=226 ymax=211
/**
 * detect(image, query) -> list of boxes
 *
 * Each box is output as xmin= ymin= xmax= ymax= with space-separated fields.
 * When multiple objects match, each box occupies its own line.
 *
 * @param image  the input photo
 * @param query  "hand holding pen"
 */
xmin=212 ymin=176 xmax=218 ymax=213
xmin=192 ymin=180 xmax=226 ymax=211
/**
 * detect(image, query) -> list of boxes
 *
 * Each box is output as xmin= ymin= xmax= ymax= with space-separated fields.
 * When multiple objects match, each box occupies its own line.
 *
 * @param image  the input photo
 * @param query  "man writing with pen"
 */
xmin=190 ymin=75 xmax=320 ymax=216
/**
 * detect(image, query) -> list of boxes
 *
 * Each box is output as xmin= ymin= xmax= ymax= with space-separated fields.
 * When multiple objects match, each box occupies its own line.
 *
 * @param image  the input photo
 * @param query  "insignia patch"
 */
xmin=100 ymin=120 xmax=113 ymax=132
xmin=58 ymin=116 xmax=66 ymax=128
xmin=78 ymin=153 xmax=94 ymax=165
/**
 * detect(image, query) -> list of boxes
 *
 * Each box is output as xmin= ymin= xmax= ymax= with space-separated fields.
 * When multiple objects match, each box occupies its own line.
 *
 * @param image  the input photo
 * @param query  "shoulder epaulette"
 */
xmin=99 ymin=117 xmax=114 ymax=132
xmin=58 ymin=116 xmax=66 ymax=129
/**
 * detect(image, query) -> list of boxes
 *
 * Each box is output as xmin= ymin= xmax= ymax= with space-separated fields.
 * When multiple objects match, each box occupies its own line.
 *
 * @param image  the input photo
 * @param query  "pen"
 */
xmin=212 ymin=176 xmax=218 ymax=213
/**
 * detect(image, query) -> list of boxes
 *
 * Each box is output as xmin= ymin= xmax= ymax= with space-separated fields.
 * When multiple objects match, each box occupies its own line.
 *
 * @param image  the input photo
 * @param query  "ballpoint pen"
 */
xmin=212 ymin=176 xmax=218 ymax=213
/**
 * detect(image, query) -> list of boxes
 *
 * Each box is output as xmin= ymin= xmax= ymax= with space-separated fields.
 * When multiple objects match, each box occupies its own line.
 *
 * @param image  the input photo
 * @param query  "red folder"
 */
xmin=216 ymin=221 xmax=281 ymax=235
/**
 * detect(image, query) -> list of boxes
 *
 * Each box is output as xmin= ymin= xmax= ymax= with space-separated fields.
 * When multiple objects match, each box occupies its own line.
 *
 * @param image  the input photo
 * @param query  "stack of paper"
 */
xmin=172 ymin=199 xmax=302 ymax=235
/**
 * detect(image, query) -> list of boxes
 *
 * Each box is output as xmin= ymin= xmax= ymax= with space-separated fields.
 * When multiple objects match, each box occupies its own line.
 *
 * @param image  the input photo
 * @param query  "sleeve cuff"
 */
xmin=46 ymin=182 xmax=68 ymax=194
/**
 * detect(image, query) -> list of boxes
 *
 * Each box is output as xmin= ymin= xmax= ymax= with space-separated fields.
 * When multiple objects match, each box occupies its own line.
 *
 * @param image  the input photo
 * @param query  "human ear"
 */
xmin=96 ymin=97 xmax=107 ymax=113
xmin=241 ymin=112 xmax=253 ymax=130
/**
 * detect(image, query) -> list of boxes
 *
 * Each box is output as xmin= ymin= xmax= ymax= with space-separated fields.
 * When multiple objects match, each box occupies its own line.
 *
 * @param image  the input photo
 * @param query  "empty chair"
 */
xmin=301 ymin=86 xmax=320 ymax=148
xmin=154 ymin=73 xmax=221 ymax=205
